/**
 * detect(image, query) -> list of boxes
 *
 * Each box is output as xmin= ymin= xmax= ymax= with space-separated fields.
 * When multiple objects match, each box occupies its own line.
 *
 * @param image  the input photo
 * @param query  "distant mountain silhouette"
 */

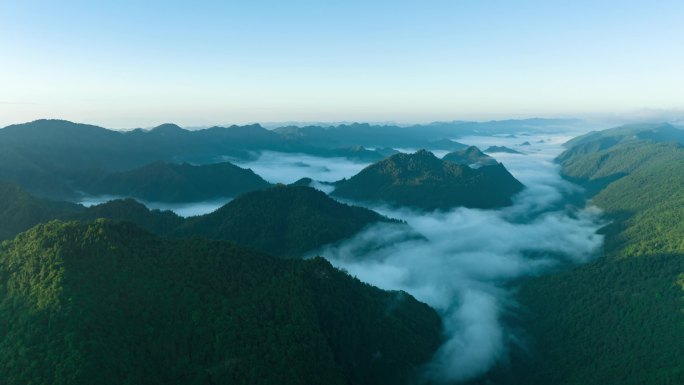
xmin=442 ymin=146 xmax=498 ymax=167
xmin=0 ymin=119 xmax=576 ymax=198
xmin=83 ymin=161 xmax=271 ymax=202
xmin=0 ymin=183 xmax=397 ymax=259
xmin=484 ymin=145 xmax=524 ymax=154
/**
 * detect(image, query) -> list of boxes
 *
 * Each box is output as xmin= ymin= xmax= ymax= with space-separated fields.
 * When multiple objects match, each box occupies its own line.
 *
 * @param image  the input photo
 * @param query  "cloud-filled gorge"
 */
xmin=301 ymin=134 xmax=604 ymax=383
xmin=79 ymin=133 xmax=604 ymax=382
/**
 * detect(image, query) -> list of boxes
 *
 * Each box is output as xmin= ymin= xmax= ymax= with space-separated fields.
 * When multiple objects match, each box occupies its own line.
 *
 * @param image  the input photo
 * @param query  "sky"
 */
xmin=1 ymin=0 xmax=683 ymax=128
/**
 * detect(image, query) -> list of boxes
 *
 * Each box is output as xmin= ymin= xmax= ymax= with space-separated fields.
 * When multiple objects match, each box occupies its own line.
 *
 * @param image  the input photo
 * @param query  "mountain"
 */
xmin=483 ymin=145 xmax=524 ymax=154
xmin=178 ymin=185 xmax=397 ymax=258
xmin=0 ymin=183 xmax=395 ymax=259
xmin=0 ymin=119 xmax=583 ymax=199
xmin=0 ymin=181 xmax=83 ymax=240
xmin=493 ymin=123 xmax=684 ymax=385
xmin=0 ymin=120 xmax=287 ymax=199
xmin=427 ymin=138 xmax=468 ymax=151
xmin=79 ymin=198 xmax=185 ymax=235
xmin=557 ymin=123 xmax=684 ymax=194
xmin=0 ymin=220 xmax=442 ymax=385
xmin=273 ymin=119 xmax=586 ymax=149
xmin=301 ymin=146 xmax=399 ymax=162
xmin=83 ymin=161 xmax=271 ymax=202
xmin=442 ymin=146 xmax=498 ymax=167
xmin=332 ymin=150 xmax=524 ymax=210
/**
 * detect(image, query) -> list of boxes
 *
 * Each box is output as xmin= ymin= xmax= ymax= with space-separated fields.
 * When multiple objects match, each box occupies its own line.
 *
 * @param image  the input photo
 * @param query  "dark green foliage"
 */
xmin=442 ymin=146 xmax=498 ymax=167
xmin=483 ymin=146 xmax=524 ymax=155
xmin=501 ymin=123 xmax=684 ymax=385
xmin=0 ymin=184 xmax=392 ymax=259
xmin=79 ymin=199 xmax=185 ymax=236
xmin=332 ymin=150 xmax=524 ymax=211
xmin=0 ymin=181 xmax=83 ymax=240
xmin=0 ymin=220 xmax=442 ymax=385
xmin=83 ymin=161 xmax=271 ymax=203
xmin=179 ymin=185 xmax=396 ymax=258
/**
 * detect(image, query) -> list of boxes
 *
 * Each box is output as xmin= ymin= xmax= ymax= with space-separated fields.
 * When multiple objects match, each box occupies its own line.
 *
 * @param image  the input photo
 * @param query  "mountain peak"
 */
xmin=148 ymin=123 xmax=186 ymax=135
xmin=178 ymin=184 xmax=395 ymax=258
xmin=332 ymin=151 xmax=523 ymax=210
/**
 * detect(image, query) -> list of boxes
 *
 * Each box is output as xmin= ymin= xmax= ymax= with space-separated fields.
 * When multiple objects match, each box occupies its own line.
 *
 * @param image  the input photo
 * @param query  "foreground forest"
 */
xmin=0 ymin=220 xmax=442 ymax=385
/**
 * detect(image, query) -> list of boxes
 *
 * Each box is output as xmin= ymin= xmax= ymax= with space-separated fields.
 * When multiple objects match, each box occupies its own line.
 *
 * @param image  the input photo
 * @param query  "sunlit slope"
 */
xmin=178 ymin=185 xmax=398 ymax=258
xmin=504 ymin=123 xmax=684 ymax=385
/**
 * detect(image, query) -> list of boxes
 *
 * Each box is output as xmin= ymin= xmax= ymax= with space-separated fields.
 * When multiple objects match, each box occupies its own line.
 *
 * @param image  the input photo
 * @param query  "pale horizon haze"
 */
xmin=1 ymin=0 xmax=683 ymax=128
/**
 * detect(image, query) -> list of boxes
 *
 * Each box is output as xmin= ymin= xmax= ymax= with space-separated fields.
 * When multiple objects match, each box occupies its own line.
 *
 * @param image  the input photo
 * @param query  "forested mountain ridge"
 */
xmin=0 ymin=183 xmax=395 ymax=259
xmin=273 ymin=119 xmax=583 ymax=148
xmin=82 ymin=161 xmax=271 ymax=203
xmin=332 ymin=150 xmax=524 ymax=210
xmin=0 ymin=181 xmax=84 ymax=240
xmin=0 ymin=118 xmax=580 ymax=199
xmin=177 ymin=185 xmax=398 ymax=258
xmin=0 ymin=120 xmax=282 ymax=199
xmin=0 ymin=220 xmax=443 ymax=385
xmin=498 ymin=123 xmax=684 ymax=385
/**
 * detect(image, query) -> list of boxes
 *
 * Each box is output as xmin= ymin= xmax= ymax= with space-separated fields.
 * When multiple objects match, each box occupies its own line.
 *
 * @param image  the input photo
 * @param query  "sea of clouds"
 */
xmin=254 ymin=133 xmax=604 ymax=383
xmin=80 ymin=131 xmax=604 ymax=382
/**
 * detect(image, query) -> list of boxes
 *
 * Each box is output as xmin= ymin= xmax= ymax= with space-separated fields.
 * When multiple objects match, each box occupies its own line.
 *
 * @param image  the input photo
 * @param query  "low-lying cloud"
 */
xmin=78 ymin=195 xmax=231 ymax=217
xmin=232 ymin=151 xmax=371 ymax=184
xmin=307 ymin=133 xmax=604 ymax=382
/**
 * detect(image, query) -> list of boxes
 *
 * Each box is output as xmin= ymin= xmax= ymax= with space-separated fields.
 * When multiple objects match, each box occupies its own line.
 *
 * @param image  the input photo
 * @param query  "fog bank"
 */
xmin=311 ymin=134 xmax=604 ymax=382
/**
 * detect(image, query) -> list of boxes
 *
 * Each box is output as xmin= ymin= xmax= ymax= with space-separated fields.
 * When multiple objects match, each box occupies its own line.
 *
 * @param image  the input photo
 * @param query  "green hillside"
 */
xmin=0 ymin=181 xmax=83 ymax=240
xmin=0 ymin=220 xmax=442 ymax=385
xmin=0 ymin=184 xmax=394 ymax=259
xmin=83 ymin=161 xmax=271 ymax=203
xmin=332 ymin=150 xmax=524 ymax=210
xmin=178 ymin=185 xmax=397 ymax=258
xmin=500 ymin=124 xmax=684 ymax=385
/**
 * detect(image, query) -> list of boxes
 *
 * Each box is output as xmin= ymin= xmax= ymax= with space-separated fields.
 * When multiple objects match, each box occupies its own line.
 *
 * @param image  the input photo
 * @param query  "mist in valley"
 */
xmin=240 ymin=133 xmax=604 ymax=382
xmin=74 ymin=132 xmax=604 ymax=383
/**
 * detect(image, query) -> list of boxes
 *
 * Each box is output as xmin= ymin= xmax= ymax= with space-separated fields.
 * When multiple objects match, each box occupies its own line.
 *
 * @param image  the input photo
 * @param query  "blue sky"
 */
xmin=1 ymin=0 xmax=683 ymax=128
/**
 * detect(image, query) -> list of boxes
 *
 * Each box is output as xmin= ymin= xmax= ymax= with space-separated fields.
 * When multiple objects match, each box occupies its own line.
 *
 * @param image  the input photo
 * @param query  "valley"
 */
xmin=0 ymin=118 xmax=645 ymax=384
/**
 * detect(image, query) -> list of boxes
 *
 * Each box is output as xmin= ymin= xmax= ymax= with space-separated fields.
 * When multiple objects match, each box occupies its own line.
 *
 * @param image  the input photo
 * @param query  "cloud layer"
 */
xmin=310 ymin=133 xmax=604 ymax=382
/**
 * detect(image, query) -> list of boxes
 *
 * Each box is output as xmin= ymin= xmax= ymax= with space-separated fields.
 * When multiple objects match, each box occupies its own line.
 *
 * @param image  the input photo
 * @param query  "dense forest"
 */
xmin=332 ymin=150 xmax=524 ymax=210
xmin=0 ymin=183 xmax=395 ymax=259
xmin=176 ymin=185 xmax=399 ymax=258
xmin=82 ymin=161 xmax=271 ymax=203
xmin=490 ymin=123 xmax=684 ymax=385
xmin=3 ymin=118 xmax=684 ymax=384
xmin=0 ymin=220 xmax=442 ymax=385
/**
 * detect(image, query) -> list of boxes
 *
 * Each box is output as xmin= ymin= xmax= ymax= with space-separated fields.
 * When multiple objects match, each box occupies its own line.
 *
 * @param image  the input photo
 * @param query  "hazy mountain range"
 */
xmin=1 ymin=118 xmax=684 ymax=385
